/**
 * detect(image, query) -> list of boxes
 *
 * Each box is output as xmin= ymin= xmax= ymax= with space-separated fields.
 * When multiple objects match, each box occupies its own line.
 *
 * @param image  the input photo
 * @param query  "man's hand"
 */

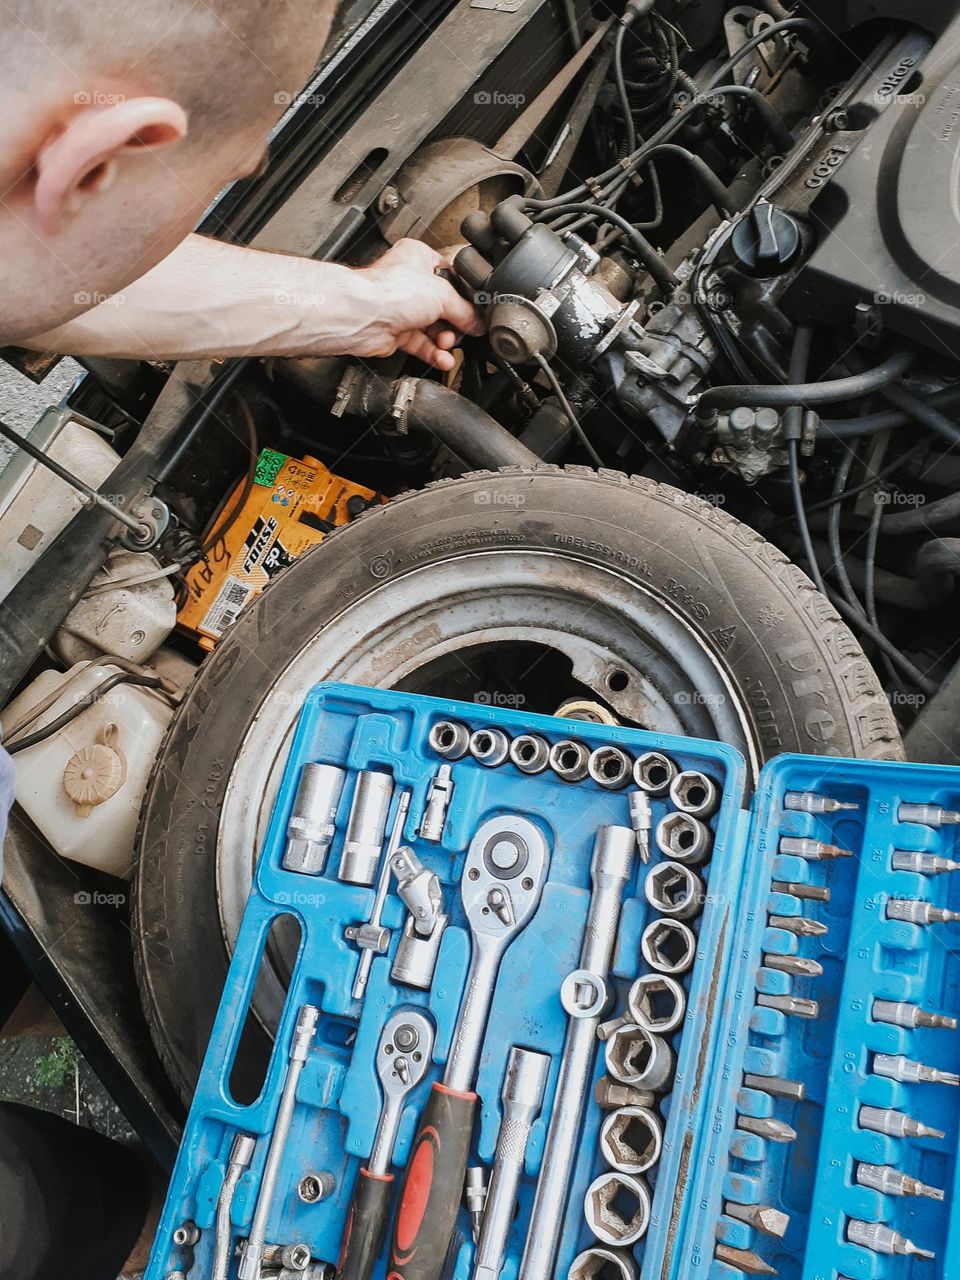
xmin=348 ymin=239 xmax=482 ymax=371
xmin=18 ymin=233 xmax=483 ymax=368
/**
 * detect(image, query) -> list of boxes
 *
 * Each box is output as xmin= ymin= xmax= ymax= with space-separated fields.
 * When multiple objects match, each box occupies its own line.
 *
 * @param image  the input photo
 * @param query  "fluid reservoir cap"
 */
xmin=730 ymin=203 xmax=801 ymax=277
xmin=63 ymin=739 xmax=126 ymax=816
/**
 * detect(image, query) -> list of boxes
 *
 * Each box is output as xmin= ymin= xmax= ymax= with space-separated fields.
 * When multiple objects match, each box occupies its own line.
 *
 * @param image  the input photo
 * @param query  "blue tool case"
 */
xmin=146 ymin=683 xmax=960 ymax=1280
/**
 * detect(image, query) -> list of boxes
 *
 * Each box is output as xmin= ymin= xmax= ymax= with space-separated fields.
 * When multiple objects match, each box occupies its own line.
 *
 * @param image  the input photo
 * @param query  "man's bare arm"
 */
xmin=20 ymin=233 xmax=480 ymax=371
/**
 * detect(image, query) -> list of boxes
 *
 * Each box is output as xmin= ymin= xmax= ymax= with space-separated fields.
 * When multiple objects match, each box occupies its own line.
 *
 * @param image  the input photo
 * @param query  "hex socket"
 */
xmin=588 ymin=746 xmax=632 ymax=790
xmin=549 ymin=738 xmax=591 ymax=782
xmin=668 ymin=770 xmax=719 ymax=818
xmin=507 ymin=733 xmax=551 ymax=774
xmin=640 ymin=918 xmax=697 ymax=975
xmin=568 ymin=1247 xmax=639 ymax=1280
xmin=599 ymin=1106 xmax=664 ymax=1174
xmin=339 ymin=770 xmax=394 ymax=885
xmin=428 ymin=719 xmax=470 ymax=759
xmin=282 ymin=762 xmax=347 ymax=874
xmin=469 ymin=726 xmax=510 ymax=767
xmin=643 ymin=860 xmax=704 ymax=920
xmin=655 ymin=812 xmax=712 ymax=865
xmin=632 ymin=751 xmax=677 ymax=795
xmin=627 ymin=973 xmax=686 ymax=1035
xmin=584 ymin=1171 xmax=651 ymax=1246
xmin=604 ymin=1024 xmax=674 ymax=1091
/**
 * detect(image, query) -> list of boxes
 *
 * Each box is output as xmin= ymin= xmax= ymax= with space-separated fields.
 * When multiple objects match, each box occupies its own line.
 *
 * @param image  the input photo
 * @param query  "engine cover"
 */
xmin=786 ymin=17 xmax=960 ymax=355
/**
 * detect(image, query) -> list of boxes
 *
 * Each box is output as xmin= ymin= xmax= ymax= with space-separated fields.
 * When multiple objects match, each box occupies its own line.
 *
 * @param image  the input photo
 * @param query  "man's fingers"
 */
xmin=400 ymin=330 xmax=455 ymax=371
xmin=385 ymin=237 xmax=444 ymax=272
xmin=433 ymin=277 xmax=482 ymax=338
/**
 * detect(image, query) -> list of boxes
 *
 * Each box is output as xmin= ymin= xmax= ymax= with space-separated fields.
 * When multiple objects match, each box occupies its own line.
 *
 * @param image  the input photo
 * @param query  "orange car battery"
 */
xmin=177 ymin=447 xmax=382 ymax=651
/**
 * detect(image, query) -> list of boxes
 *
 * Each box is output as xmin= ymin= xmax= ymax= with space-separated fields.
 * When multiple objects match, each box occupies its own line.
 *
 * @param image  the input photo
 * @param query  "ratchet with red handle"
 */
xmin=387 ymin=815 xmax=551 ymax=1280
xmin=339 ymin=1010 xmax=435 ymax=1280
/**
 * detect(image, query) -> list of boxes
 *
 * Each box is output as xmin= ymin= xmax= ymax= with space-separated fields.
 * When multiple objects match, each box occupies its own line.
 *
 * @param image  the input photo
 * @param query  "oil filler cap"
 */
xmin=731 ymin=203 xmax=801 ymax=277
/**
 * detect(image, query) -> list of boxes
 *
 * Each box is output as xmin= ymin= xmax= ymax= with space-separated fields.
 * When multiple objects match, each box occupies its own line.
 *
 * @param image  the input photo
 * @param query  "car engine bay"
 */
xmin=6 ymin=0 xmax=960 ymax=1108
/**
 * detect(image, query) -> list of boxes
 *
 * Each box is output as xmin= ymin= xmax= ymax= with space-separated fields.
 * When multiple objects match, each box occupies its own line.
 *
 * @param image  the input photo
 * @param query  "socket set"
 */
xmin=145 ymin=686 xmax=960 ymax=1280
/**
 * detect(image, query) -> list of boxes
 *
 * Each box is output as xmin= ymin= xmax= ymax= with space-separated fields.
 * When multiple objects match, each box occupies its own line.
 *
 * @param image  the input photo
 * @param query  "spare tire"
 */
xmin=134 ymin=467 xmax=901 ymax=1100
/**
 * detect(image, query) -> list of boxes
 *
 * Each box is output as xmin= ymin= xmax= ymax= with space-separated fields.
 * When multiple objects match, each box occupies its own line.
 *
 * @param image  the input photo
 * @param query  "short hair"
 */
xmin=5 ymin=1 xmax=329 ymax=134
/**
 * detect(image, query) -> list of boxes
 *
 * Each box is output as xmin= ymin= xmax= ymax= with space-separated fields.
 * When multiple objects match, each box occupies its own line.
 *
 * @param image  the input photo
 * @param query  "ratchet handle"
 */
xmin=388 ymin=1083 xmax=477 ymax=1280
xmin=339 ymin=1168 xmax=394 ymax=1280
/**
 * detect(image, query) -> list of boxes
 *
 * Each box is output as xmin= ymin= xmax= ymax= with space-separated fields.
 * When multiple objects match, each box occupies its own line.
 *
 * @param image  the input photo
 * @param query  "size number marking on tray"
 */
xmin=202 ymin=575 xmax=254 ymax=637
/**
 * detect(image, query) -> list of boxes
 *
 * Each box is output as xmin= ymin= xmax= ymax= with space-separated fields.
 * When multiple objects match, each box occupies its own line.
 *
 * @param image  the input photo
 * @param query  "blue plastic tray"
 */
xmin=145 ymin=684 xmax=959 ymax=1280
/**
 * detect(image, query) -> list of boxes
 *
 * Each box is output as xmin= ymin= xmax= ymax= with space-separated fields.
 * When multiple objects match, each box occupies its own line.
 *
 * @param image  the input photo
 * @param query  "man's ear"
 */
xmin=34 ymin=97 xmax=188 ymax=234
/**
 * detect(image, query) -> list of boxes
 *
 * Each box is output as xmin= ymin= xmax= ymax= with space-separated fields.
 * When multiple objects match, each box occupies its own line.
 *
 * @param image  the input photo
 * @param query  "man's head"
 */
xmin=0 ymin=1 xmax=335 ymax=341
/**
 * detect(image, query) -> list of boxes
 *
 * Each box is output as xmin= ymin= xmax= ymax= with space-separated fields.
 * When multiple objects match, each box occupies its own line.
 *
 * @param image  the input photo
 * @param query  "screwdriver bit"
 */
xmin=714 ymin=1245 xmax=777 ymax=1275
xmin=763 ymin=953 xmax=824 ymax=978
xmin=757 ymin=994 xmax=819 ymax=1019
xmin=743 ymin=1073 xmax=806 ymax=1102
xmin=873 ymin=1054 xmax=960 ymax=1087
xmin=736 ymin=1115 xmax=797 ymax=1143
xmin=872 ymin=999 xmax=957 ymax=1031
xmin=784 ymin=791 xmax=858 ymax=815
xmin=770 ymin=880 xmax=831 ymax=903
xmin=778 ymin=836 xmax=852 ymax=860
xmin=768 ymin=915 xmax=828 ymax=938
xmin=898 ymin=802 xmax=960 ymax=828
xmin=892 ymin=850 xmax=960 ymax=876
xmin=886 ymin=898 xmax=960 ymax=925
xmin=847 ymin=1219 xmax=934 ymax=1259
xmin=593 ymin=1076 xmax=656 ymax=1111
xmin=858 ymin=1105 xmax=944 ymax=1140
xmin=628 ymin=791 xmax=653 ymax=863
xmin=464 ymin=1167 xmax=487 ymax=1244
xmin=856 ymin=1163 xmax=944 ymax=1200
xmin=724 ymin=1203 xmax=790 ymax=1238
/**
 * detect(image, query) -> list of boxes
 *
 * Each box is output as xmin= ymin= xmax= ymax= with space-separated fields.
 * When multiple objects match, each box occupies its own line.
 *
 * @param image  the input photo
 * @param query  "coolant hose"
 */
xmin=697 ymin=349 xmax=913 ymax=413
xmin=346 ymin=376 xmax=539 ymax=470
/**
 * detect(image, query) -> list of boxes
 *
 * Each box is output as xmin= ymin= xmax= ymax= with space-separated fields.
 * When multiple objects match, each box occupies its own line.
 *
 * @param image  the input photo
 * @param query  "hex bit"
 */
xmin=736 ymin=1115 xmax=797 ymax=1143
xmin=778 ymin=836 xmax=851 ymax=860
xmin=856 ymin=1163 xmax=944 ymax=1200
xmin=784 ymin=791 xmax=858 ymax=814
xmin=898 ymin=802 xmax=960 ymax=828
xmin=762 ymin=953 xmax=824 ymax=978
xmin=770 ymin=880 xmax=830 ymax=903
xmin=886 ymin=898 xmax=960 ymax=925
xmin=872 ymin=999 xmax=957 ymax=1031
xmin=724 ymin=1203 xmax=790 ymax=1238
xmin=594 ymin=1076 xmax=655 ymax=1111
xmin=756 ymin=994 xmax=819 ymax=1019
xmin=892 ymin=850 xmax=960 ymax=875
xmin=742 ymin=1073 xmax=806 ymax=1103
xmin=714 ymin=1245 xmax=777 ymax=1275
xmin=873 ymin=1053 xmax=960 ymax=1086
xmin=847 ymin=1219 xmax=934 ymax=1259
xmin=858 ymin=1105 xmax=944 ymax=1140
xmin=767 ymin=914 xmax=828 ymax=938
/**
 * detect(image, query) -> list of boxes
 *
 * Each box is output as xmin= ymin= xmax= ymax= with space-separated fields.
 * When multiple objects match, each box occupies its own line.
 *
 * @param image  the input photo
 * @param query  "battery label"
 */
xmin=201 ymin=575 xmax=254 ymax=638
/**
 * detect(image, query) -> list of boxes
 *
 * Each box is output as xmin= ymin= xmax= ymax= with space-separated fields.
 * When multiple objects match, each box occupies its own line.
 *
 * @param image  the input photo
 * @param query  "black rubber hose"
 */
xmin=916 ymin=538 xmax=960 ymax=596
xmin=352 ymin=377 xmax=539 ymax=470
xmin=881 ymin=381 xmax=960 ymax=448
xmin=821 ymin=382 xmax=960 ymax=438
xmin=705 ymin=16 xmax=827 ymax=89
xmin=639 ymin=143 xmax=733 ymax=214
xmin=698 ymin=350 xmax=913 ymax=412
xmin=877 ymin=489 xmax=960 ymax=536
xmin=698 ymin=85 xmax=794 ymax=153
